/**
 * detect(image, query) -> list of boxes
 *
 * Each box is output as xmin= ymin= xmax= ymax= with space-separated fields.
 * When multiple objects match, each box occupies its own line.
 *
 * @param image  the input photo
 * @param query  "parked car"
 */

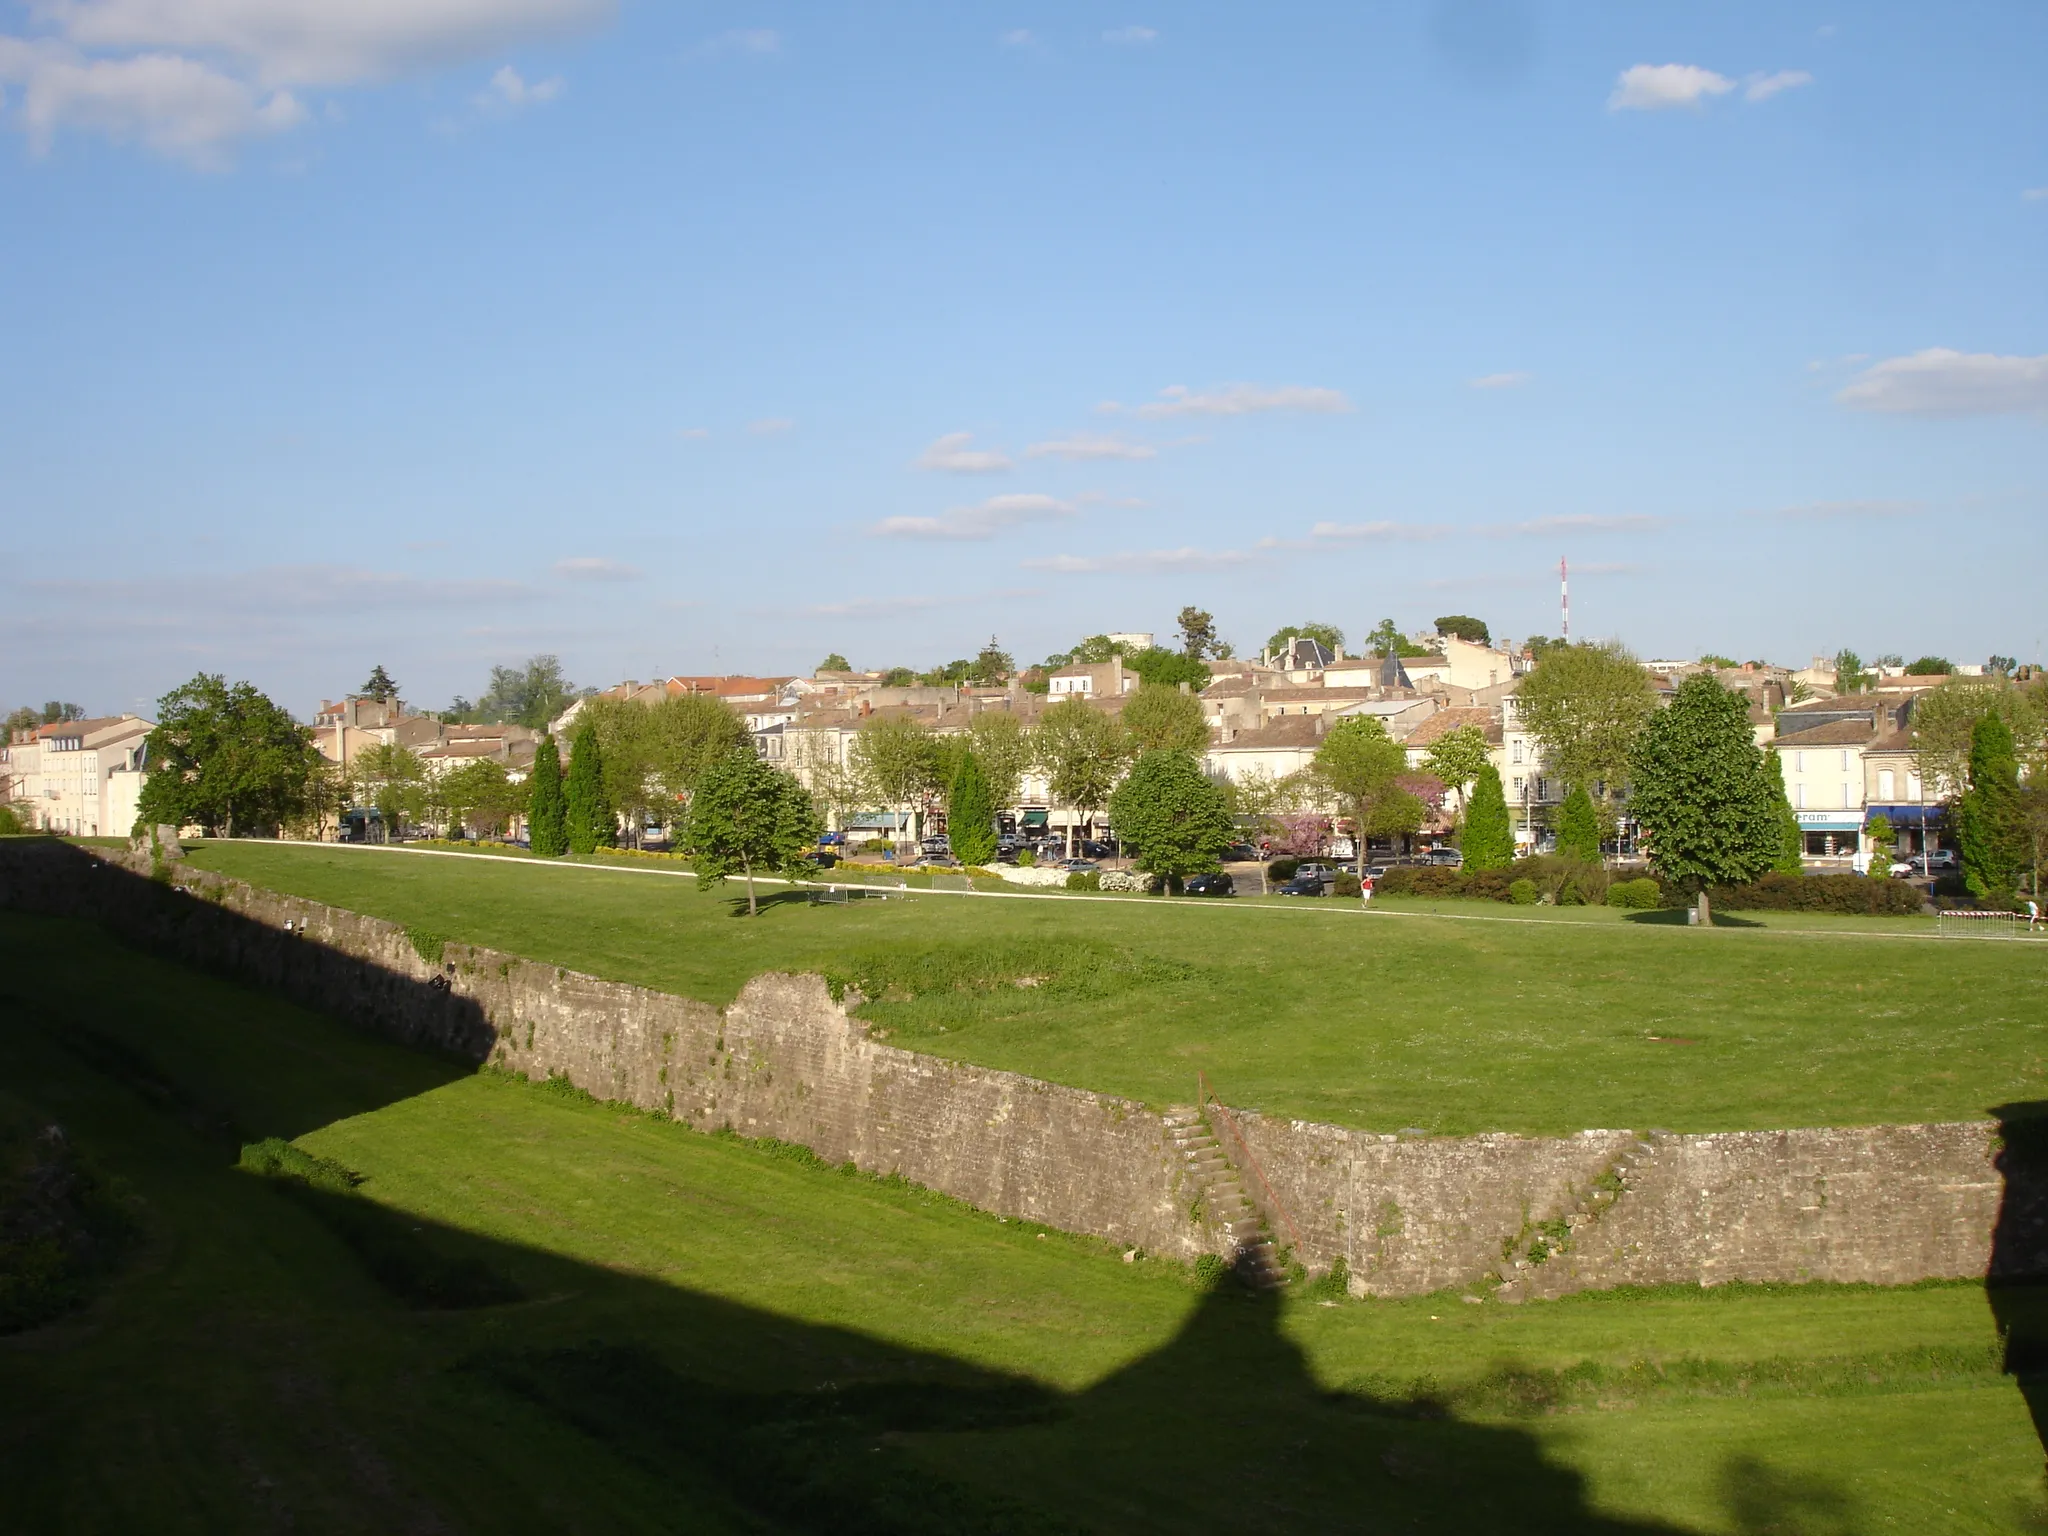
xmin=799 ymin=851 xmax=839 ymax=870
xmin=1363 ymin=865 xmax=1388 ymax=881
xmin=1294 ymin=861 xmax=1339 ymax=882
xmin=1921 ymin=849 xmax=1959 ymax=872
xmin=1423 ymin=847 xmax=1464 ymax=868
xmin=920 ymin=836 xmax=952 ymax=855
xmin=1080 ymin=839 xmax=1118 ymax=860
xmin=1887 ymin=862 xmax=1917 ymax=879
xmin=1223 ymin=842 xmax=1264 ymax=863
xmin=1184 ymin=872 xmax=1235 ymax=897
xmin=913 ymin=854 xmax=963 ymax=869
xmin=1058 ymin=858 xmax=1099 ymax=874
xmin=1276 ymin=874 xmax=1328 ymax=897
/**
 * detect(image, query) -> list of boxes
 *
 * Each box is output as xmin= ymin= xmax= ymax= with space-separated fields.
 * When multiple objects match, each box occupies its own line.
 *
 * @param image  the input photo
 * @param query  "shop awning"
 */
xmin=1020 ymin=809 xmax=1050 ymax=828
xmin=845 ymin=811 xmax=910 ymax=830
xmin=1795 ymin=811 xmax=1865 ymax=832
xmin=1866 ymin=805 xmax=1944 ymax=828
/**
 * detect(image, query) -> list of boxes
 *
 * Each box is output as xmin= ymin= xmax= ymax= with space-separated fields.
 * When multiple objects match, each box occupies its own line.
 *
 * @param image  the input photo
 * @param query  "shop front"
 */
xmin=1796 ymin=810 xmax=1863 ymax=861
xmin=1864 ymin=803 xmax=1945 ymax=856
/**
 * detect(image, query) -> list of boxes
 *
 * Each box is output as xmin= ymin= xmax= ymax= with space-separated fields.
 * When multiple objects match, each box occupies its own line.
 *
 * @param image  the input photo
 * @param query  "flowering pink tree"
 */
xmin=1272 ymin=813 xmax=1332 ymax=856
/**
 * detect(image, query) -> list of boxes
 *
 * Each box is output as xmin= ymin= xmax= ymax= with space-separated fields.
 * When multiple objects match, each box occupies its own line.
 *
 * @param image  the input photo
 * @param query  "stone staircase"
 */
xmin=1162 ymin=1107 xmax=1288 ymax=1289
xmin=1493 ymin=1134 xmax=1660 ymax=1301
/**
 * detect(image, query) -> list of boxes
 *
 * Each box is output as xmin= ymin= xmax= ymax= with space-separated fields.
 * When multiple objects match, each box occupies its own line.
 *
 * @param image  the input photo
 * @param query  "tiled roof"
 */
xmin=1776 ymin=719 xmax=1882 ymax=746
xmin=1403 ymin=707 xmax=1498 ymax=747
xmin=1212 ymin=715 xmax=1326 ymax=751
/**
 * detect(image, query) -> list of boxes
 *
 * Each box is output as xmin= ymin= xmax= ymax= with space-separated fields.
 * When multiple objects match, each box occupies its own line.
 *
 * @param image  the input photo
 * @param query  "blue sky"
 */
xmin=3 ymin=1 xmax=2044 ymax=718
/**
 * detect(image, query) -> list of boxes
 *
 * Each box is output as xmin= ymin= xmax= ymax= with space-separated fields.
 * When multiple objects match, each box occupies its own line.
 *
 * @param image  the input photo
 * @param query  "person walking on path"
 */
xmin=2028 ymin=896 xmax=2042 ymax=934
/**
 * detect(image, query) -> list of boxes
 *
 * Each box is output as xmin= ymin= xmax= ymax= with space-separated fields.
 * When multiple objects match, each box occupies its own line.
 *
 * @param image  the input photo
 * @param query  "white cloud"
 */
xmin=1745 ymin=69 xmax=1812 ymax=101
xmin=1024 ymin=547 xmax=1251 ymax=574
xmin=1469 ymin=372 xmax=1531 ymax=390
xmin=37 ymin=0 xmax=611 ymax=88
xmin=0 ymin=38 xmax=304 ymax=165
xmin=693 ymin=28 xmax=779 ymax=56
xmin=1102 ymin=25 xmax=1157 ymax=44
xmin=2024 ymin=188 xmax=2048 ymax=202
xmin=552 ymin=556 xmax=640 ymax=581
xmin=915 ymin=431 xmax=1013 ymax=474
xmin=1285 ymin=520 xmax=1451 ymax=544
xmin=1836 ymin=348 xmax=2048 ymax=417
xmin=675 ymin=426 xmax=710 ymax=440
xmin=998 ymin=28 xmax=1034 ymax=47
xmin=747 ymin=416 xmax=794 ymax=435
xmin=1024 ymin=432 xmax=1157 ymax=461
xmin=870 ymin=493 xmax=1076 ymax=541
xmin=1608 ymin=63 xmax=1735 ymax=111
xmin=1104 ymin=383 xmax=1352 ymax=419
xmin=1744 ymin=499 xmax=1923 ymax=521
xmin=478 ymin=62 xmax=560 ymax=107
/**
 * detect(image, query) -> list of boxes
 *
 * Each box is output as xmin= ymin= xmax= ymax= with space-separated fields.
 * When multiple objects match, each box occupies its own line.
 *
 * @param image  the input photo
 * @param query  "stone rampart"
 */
xmin=0 ymin=838 xmax=2025 ymax=1297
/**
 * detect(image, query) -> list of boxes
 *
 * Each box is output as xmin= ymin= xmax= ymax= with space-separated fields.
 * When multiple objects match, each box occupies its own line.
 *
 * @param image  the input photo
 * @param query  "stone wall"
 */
xmin=0 ymin=838 xmax=2025 ymax=1297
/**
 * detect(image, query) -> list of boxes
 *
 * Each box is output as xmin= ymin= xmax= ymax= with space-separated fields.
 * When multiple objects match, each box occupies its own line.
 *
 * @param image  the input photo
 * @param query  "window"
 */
xmin=1793 ymin=751 xmax=1805 ymax=772
xmin=1512 ymin=776 xmax=1524 ymax=796
xmin=1840 ymin=750 xmax=1850 ymax=772
xmin=1908 ymin=773 xmax=1922 ymax=799
xmin=1511 ymin=740 xmax=1523 ymax=764
xmin=1841 ymin=783 xmax=1852 ymax=808
xmin=1795 ymin=783 xmax=1806 ymax=808
xmin=1879 ymin=769 xmax=1895 ymax=799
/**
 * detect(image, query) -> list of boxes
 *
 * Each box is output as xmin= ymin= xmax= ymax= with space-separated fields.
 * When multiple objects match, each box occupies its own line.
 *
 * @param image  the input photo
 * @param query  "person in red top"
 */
xmin=1360 ymin=872 xmax=1376 ymax=905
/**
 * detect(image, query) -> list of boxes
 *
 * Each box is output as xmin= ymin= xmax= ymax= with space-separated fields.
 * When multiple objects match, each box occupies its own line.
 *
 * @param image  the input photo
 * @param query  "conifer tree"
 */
xmin=564 ymin=724 xmax=616 ymax=854
xmin=1460 ymin=764 xmax=1514 ymax=870
xmin=528 ymin=735 xmax=568 ymax=856
xmin=1958 ymin=714 xmax=2023 ymax=898
xmin=1764 ymin=747 xmax=1804 ymax=876
xmin=1555 ymin=784 xmax=1601 ymax=863
xmin=947 ymin=750 xmax=998 ymax=866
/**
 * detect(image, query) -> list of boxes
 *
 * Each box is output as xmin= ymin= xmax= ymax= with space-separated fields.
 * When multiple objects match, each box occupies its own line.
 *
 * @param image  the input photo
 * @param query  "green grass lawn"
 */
xmin=3 ymin=909 xmax=2042 ymax=1534
xmin=183 ymin=840 xmax=2048 ymax=1136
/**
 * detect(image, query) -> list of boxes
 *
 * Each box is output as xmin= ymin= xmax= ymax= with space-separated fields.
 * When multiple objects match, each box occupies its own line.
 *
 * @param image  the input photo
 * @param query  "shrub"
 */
xmin=0 ymin=805 xmax=26 ymax=836
xmin=1461 ymin=869 xmax=1514 ymax=902
xmin=1191 ymin=1253 xmax=1229 ymax=1291
xmin=1015 ymin=847 xmax=1035 ymax=867
xmin=1508 ymin=878 xmax=1539 ymax=905
xmin=1267 ymin=857 xmax=1300 ymax=882
xmin=1607 ymin=878 xmax=1662 ymax=910
xmin=1332 ymin=873 xmax=1362 ymax=898
xmin=1065 ymin=871 xmax=1102 ymax=892
xmin=1704 ymin=872 xmax=1923 ymax=916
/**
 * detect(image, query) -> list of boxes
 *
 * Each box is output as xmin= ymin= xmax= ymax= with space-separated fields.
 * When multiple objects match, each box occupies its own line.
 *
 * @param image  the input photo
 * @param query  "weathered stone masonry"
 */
xmin=0 ymin=839 xmax=2021 ymax=1297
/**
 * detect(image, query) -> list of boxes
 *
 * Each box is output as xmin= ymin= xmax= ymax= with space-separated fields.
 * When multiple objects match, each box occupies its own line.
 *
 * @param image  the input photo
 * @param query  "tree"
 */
xmin=1433 ymin=614 xmax=1490 ymax=646
xmin=1697 ymin=654 xmax=1738 ymax=670
xmin=947 ymin=750 xmax=998 ymax=865
xmin=1460 ymin=765 xmax=1514 ymax=870
xmin=577 ymin=695 xmax=659 ymax=846
xmin=356 ymin=742 xmax=428 ymax=838
xmin=817 ymin=653 xmax=852 ymax=674
xmin=879 ymin=667 xmax=919 ymax=688
xmin=1833 ymin=650 xmax=1873 ymax=695
xmin=1911 ymin=678 xmax=2042 ymax=799
xmin=476 ymin=655 xmax=577 ymax=729
xmin=966 ymin=710 xmax=1031 ymax=809
xmin=686 ymin=749 xmax=821 ymax=916
xmin=1125 ymin=647 xmax=1212 ymax=691
xmin=1108 ymin=750 xmax=1234 ymax=893
xmin=441 ymin=759 xmax=521 ymax=839
xmin=1365 ymin=619 xmax=1430 ymax=659
xmin=1627 ymin=674 xmax=1781 ymax=923
xmin=564 ymin=725 xmax=616 ymax=854
xmin=1177 ymin=606 xmax=1220 ymax=659
xmin=527 ymin=735 xmax=568 ymax=856
xmin=1422 ymin=725 xmax=1492 ymax=805
xmin=1121 ymin=684 xmax=1209 ymax=754
xmin=1034 ymin=697 xmax=1131 ymax=856
xmin=1513 ymin=640 xmax=1657 ymax=821
xmin=1865 ymin=812 xmax=1895 ymax=879
xmin=42 ymin=702 xmax=85 ymax=724
xmin=1957 ymin=714 xmax=2024 ymax=899
xmin=1265 ymin=622 xmax=1344 ymax=659
xmin=971 ymin=637 xmax=1013 ymax=685
xmin=2019 ymin=775 xmax=2048 ymax=899
xmin=1764 ymin=747 xmax=1804 ymax=876
xmin=3 ymin=706 xmax=38 ymax=737
xmin=850 ymin=714 xmax=940 ymax=846
xmin=1313 ymin=716 xmax=1407 ymax=875
xmin=359 ymin=665 xmax=400 ymax=704
xmin=1904 ymin=656 xmax=1953 ymax=676
xmin=1555 ymin=784 xmax=1601 ymax=862
xmin=1988 ymin=655 xmax=2019 ymax=678
xmin=136 ymin=674 xmax=329 ymax=838
xmin=647 ymin=694 xmax=751 ymax=811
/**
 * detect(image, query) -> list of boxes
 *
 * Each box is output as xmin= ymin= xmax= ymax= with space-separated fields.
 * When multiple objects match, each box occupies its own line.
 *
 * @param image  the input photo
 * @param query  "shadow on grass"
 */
xmin=0 ymin=843 xmax=1872 ymax=1533
xmin=1621 ymin=908 xmax=1766 ymax=928
xmin=1990 ymin=1101 xmax=2048 ymax=1466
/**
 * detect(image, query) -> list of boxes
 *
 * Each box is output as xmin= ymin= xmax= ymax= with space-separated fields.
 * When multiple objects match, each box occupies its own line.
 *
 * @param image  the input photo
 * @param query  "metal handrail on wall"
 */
xmin=1197 ymin=1071 xmax=1306 ymax=1257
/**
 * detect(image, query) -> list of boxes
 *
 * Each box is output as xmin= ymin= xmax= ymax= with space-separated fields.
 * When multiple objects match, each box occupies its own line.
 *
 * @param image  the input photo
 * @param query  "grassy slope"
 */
xmin=2 ymin=909 xmax=2041 ymax=1534
xmin=186 ymin=841 xmax=2048 ymax=1136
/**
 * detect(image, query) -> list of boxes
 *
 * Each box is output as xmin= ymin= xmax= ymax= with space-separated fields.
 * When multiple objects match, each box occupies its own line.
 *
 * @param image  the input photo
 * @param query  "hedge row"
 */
xmin=1375 ymin=864 xmax=1925 ymax=916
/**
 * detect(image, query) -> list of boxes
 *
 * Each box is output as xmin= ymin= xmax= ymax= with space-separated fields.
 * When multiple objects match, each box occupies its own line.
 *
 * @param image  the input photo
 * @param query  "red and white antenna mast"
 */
xmin=1560 ymin=557 xmax=1570 ymax=642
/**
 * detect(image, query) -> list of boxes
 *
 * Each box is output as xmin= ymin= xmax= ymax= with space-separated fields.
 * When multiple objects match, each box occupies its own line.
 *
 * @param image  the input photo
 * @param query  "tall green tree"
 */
xmin=1365 ymin=619 xmax=1430 ymax=659
xmin=1422 ymin=724 xmax=1492 ymax=805
xmin=1108 ymin=750 xmax=1235 ymax=893
xmin=850 ymin=713 xmax=940 ymax=846
xmin=527 ymin=735 xmax=568 ymax=856
xmin=1125 ymin=648 xmax=1212 ymax=691
xmin=441 ymin=758 xmax=521 ymax=839
xmin=1460 ymin=765 xmax=1514 ymax=870
xmin=564 ymin=725 xmax=616 ymax=854
xmin=136 ymin=674 xmax=329 ymax=838
xmin=1764 ymin=747 xmax=1804 ymax=876
xmin=1176 ymin=606 xmax=1219 ymax=659
xmin=1555 ymin=784 xmax=1601 ymax=863
xmin=1628 ymin=674 xmax=1781 ymax=923
xmin=1833 ymin=649 xmax=1873 ymax=695
xmin=356 ymin=742 xmax=428 ymax=839
xmin=648 ymin=694 xmax=751 ymax=811
xmin=1957 ymin=714 xmax=2024 ymax=898
xmin=1121 ymin=684 xmax=1210 ymax=754
xmin=580 ymin=695 xmax=667 ymax=846
xmin=476 ymin=655 xmax=577 ymax=729
xmin=1313 ymin=715 xmax=1407 ymax=875
xmin=965 ymin=710 xmax=1031 ymax=809
xmin=1513 ymin=640 xmax=1657 ymax=821
xmin=1034 ymin=697 xmax=1131 ymax=856
xmin=686 ymin=749 xmax=821 ymax=916
xmin=817 ymin=653 xmax=852 ymax=673
xmin=359 ymin=665 xmax=400 ymax=704
xmin=971 ymin=637 xmax=1014 ymax=685
xmin=946 ymin=750 xmax=998 ymax=866
xmin=1911 ymin=678 xmax=2042 ymax=801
